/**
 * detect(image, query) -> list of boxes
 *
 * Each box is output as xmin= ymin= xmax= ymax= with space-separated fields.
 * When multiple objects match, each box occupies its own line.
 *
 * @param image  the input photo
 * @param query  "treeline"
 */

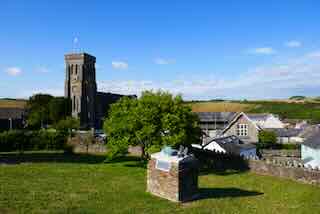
xmin=0 ymin=130 xmax=69 ymax=152
xmin=26 ymin=94 xmax=72 ymax=129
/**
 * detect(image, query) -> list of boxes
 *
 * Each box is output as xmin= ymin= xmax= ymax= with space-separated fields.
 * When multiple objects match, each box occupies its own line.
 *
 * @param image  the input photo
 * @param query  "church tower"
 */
xmin=64 ymin=53 xmax=97 ymax=128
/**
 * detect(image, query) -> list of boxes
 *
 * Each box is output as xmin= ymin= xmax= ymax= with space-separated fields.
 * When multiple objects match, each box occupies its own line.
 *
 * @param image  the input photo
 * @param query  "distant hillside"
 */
xmin=187 ymin=100 xmax=320 ymax=123
xmin=187 ymin=101 xmax=254 ymax=112
xmin=0 ymin=99 xmax=27 ymax=109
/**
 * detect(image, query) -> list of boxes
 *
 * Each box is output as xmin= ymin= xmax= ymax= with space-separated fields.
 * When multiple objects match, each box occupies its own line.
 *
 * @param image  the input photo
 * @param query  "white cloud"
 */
xmin=307 ymin=51 xmax=320 ymax=58
xmin=285 ymin=40 xmax=302 ymax=48
xmin=154 ymin=58 xmax=175 ymax=65
xmin=98 ymin=51 xmax=320 ymax=100
xmin=5 ymin=67 xmax=22 ymax=76
xmin=111 ymin=61 xmax=128 ymax=70
xmin=249 ymin=47 xmax=276 ymax=55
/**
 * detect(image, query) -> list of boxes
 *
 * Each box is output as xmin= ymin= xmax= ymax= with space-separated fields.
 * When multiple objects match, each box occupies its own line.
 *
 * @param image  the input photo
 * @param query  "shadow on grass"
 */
xmin=198 ymin=187 xmax=263 ymax=199
xmin=199 ymin=169 xmax=248 ymax=176
xmin=0 ymin=152 xmax=146 ymax=166
xmin=0 ymin=152 xmax=107 ymax=164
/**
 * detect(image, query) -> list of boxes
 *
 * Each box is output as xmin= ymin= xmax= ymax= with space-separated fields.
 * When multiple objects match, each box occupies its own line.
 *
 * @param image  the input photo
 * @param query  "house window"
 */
xmin=237 ymin=124 xmax=248 ymax=136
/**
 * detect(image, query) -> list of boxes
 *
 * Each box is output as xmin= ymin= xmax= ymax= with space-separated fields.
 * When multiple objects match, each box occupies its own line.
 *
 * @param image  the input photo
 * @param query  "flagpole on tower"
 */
xmin=73 ymin=37 xmax=79 ymax=53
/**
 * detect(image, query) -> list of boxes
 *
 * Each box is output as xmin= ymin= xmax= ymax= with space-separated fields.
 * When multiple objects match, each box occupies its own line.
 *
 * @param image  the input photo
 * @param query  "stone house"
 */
xmin=196 ymin=112 xmax=236 ymax=138
xmin=221 ymin=112 xmax=286 ymax=144
xmin=0 ymin=108 xmax=26 ymax=131
xmin=264 ymin=128 xmax=304 ymax=144
xmin=221 ymin=112 xmax=262 ymax=144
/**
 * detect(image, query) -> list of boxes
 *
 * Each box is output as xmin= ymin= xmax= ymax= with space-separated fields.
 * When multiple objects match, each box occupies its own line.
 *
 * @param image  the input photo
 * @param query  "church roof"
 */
xmin=0 ymin=108 xmax=25 ymax=119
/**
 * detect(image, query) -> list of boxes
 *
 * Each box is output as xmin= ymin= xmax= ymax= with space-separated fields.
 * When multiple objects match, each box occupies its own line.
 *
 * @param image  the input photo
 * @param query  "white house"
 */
xmin=247 ymin=113 xmax=285 ymax=129
xmin=301 ymin=128 xmax=320 ymax=169
xmin=192 ymin=135 xmax=257 ymax=158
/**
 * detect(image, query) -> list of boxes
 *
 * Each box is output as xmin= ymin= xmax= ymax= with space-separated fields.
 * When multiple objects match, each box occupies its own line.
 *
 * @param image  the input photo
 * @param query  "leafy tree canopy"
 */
xmin=104 ymin=91 xmax=201 ymax=159
xmin=54 ymin=117 xmax=80 ymax=135
xmin=27 ymin=94 xmax=71 ymax=129
xmin=258 ymin=130 xmax=277 ymax=149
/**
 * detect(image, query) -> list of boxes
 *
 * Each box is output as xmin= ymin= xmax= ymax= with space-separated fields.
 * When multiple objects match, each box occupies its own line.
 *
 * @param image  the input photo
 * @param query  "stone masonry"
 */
xmin=147 ymin=152 xmax=198 ymax=202
xmin=64 ymin=52 xmax=136 ymax=129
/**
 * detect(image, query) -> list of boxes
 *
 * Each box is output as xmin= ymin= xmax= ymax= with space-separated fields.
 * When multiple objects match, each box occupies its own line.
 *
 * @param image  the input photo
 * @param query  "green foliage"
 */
xmin=104 ymin=91 xmax=201 ymax=159
xmin=248 ymin=101 xmax=320 ymax=123
xmin=27 ymin=94 xmax=53 ymax=128
xmin=49 ymin=97 xmax=71 ymax=124
xmin=289 ymin=96 xmax=306 ymax=100
xmin=1 ymin=153 xmax=320 ymax=213
xmin=258 ymin=130 xmax=277 ymax=149
xmin=0 ymin=130 xmax=68 ymax=152
xmin=26 ymin=94 xmax=71 ymax=129
xmin=54 ymin=117 xmax=80 ymax=135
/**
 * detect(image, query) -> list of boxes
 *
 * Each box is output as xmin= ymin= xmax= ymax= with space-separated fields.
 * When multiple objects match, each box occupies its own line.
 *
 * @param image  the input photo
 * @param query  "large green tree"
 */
xmin=49 ymin=97 xmax=71 ymax=124
xmin=104 ymin=91 xmax=201 ymax=159
xmin=27 ymin=94 xmax=71 ymax=129
xmin=27 ymin=94 xmax=53 ymax=129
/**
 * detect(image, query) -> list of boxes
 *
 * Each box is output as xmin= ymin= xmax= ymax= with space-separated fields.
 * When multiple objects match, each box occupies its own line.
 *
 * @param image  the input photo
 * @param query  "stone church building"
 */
xmin=64 ymin=52 xmax=136 ymax=129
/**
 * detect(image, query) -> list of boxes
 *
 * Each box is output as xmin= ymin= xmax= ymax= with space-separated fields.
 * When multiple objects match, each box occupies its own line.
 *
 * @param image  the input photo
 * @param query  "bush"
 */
xmin=258 ymin=130 xmax=277 ymax=149
xmin=191 ymin=147 xmax=249 ymax=173
xmin=0 ymin=130 xmax=68 ymax=152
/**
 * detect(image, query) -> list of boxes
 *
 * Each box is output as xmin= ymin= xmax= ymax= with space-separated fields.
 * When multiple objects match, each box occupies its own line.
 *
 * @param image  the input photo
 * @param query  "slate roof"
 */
xmin=203 ymin=135 xmax=256 ymax=154
xmin=246 ymin=113 xmax=271 ymax=121
xmin=299 ymin=125 xmax=320 ymax=139
xmin=303 ymin=129 xmax=320 ymax=149
xmin=0 ymin=108 xmax=25 ymax=119
xmin=196 ymin=112 xmax=237 ymax=123
xmin=264 ymin=128 xmax=302 ymax=138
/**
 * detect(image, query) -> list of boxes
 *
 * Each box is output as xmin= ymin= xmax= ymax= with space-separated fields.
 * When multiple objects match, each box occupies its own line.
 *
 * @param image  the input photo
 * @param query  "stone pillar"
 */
xmin=147 ymin=152 xmax=198 ymax=202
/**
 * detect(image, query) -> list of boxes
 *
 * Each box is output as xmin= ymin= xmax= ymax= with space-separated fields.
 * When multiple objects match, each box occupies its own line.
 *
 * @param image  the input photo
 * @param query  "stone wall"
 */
xmin=147 ymin=158 xmax=180 ymax=202
xmin=147 ymin=156 xmax=198 ymax=202
xmin=68 ymin=134 xmax=107 ymax=154
xmin=260 ymin=149 xmax=300 ymax=158
xmin=128 ymin=145 xmax=142 ymax=156
xmin=248 ymin=159 xmax=320 ymax=185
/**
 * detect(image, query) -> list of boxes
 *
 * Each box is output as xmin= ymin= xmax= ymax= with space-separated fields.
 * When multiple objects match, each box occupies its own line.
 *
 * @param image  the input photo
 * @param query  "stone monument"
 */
xmin=147 ymin=146 xmax=198 ymax=202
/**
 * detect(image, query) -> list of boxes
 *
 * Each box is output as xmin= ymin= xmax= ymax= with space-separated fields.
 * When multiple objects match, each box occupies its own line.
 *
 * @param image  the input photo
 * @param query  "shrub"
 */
xmin=0 ymin=130 xmax=68 ymax=152
xmin=258 ymin=130 xmax=277 ymax=149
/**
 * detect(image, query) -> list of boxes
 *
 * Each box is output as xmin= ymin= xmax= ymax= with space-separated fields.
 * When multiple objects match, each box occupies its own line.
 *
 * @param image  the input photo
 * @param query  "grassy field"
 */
xmin=188 ymin=101 xmax=254 ymax=112
xmin=188 ymin=101 xmax=320 ymax=121
xmin=0 ymin=99 xmax=27 ymax=109
xmin=0 ymin=152 xmax=320 ymax=213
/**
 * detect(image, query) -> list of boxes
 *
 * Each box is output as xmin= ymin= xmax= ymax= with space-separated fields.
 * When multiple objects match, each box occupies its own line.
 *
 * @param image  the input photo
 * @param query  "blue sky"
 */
xmin=1 ymin=0 xmax=320 ymax=100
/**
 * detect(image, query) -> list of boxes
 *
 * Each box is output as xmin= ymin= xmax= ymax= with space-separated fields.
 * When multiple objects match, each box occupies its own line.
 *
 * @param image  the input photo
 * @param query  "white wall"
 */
xmin=277 ymin=137 xmax=304 ymax=144
xmin=302 ymin=145 xmax=320 ymax=169
xmin=262 ymin=115 xmax=285 ymax=129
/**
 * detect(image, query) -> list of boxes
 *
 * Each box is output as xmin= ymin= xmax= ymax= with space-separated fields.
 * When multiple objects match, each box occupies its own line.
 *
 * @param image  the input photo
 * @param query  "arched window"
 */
xmin=70 ymin=64 xmax=73 ymax=75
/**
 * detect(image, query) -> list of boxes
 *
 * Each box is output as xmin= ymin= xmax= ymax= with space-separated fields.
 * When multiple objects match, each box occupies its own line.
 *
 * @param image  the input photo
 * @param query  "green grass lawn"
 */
xmin=0 ymin=153 xmax=320 ymax=214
